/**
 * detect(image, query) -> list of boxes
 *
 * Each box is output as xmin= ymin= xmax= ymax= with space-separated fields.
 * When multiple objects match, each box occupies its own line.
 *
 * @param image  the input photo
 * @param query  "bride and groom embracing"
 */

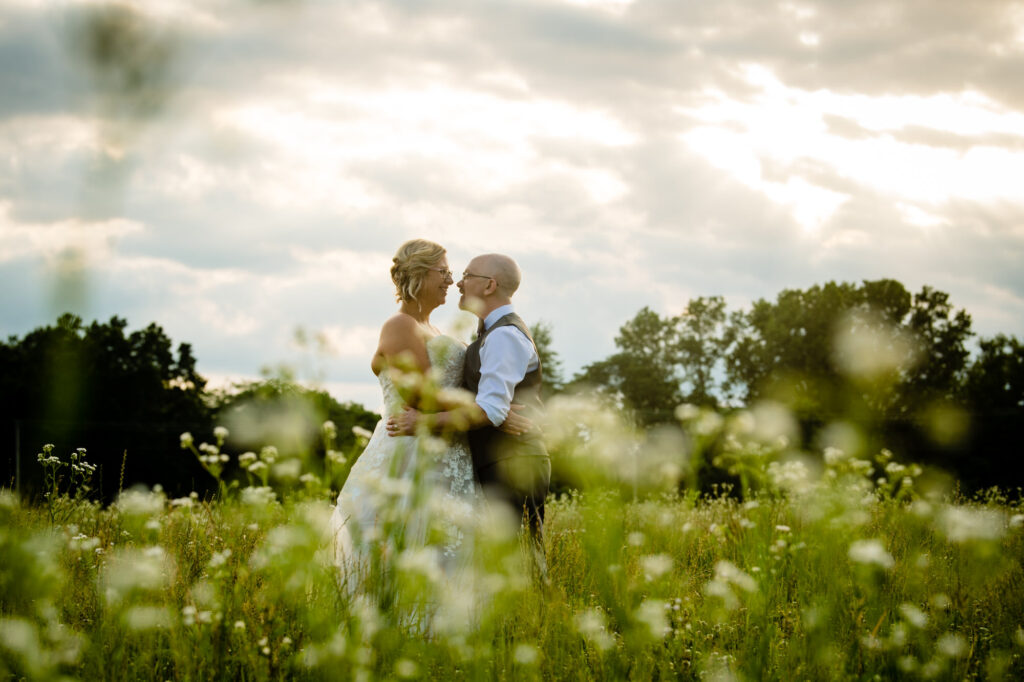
xmin=329 ymin=238 xmax=551 ymax=590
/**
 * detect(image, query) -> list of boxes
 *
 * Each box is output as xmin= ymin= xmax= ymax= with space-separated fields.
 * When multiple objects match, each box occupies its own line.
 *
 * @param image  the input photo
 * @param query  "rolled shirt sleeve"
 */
xmin=475 ymin=326 xmax=539 ymax=427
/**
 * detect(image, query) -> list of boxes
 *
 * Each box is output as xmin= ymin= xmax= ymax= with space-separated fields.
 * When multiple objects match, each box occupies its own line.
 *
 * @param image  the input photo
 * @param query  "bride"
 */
xmin=329 ymin=239 xmax=485 ymax=593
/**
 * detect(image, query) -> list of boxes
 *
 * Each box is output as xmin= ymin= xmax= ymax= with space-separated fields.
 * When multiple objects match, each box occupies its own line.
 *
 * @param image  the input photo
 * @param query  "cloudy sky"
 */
xmin=2 ymin=0 xmax=1024 ymax=411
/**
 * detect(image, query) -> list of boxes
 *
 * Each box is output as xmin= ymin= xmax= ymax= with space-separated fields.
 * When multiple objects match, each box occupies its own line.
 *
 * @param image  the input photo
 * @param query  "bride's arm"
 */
xmin=371 ymin=315 xmax=431 ymax=406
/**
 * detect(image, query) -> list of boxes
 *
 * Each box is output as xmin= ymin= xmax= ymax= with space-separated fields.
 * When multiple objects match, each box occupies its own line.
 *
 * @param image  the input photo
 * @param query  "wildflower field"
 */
xmin=2 ymin=399 xmax=1024 ymax=681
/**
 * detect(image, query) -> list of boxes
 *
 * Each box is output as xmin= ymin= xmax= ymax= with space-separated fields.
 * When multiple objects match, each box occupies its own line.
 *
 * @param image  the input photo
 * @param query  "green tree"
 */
xmin=1 ymin=314 xmax=212 ymax=499
xmin=726 ymin=280 xmax=972 ymax=421
xmin=572 ymin=307 xmax=682 ymax=425
xmin=674 ymin=296 xmax=736 ymax=407
xmin=530 ymin=321 xmax=565 ymax=398
xmin=904 ymin=286 xmax=973 ymax=407
xmin=964 ymin=334 xmax=1024 ymax=413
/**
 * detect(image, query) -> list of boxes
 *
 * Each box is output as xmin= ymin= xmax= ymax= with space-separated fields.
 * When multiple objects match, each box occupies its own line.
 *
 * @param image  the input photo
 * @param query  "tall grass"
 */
xmin=2 ymin=396 xmax=1023 ymax=680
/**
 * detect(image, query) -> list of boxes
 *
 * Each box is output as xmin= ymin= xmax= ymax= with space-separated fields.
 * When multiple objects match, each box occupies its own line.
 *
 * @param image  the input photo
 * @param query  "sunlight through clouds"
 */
xmin=559 ymin=0 xmax=636 ymax=15
xmin=220 ymin=81 xmax=636 ymax=203
xmin=3 ymin=0 xmax=1024 ymax=402
xmin=679 ymin=63 xmax=1024 ymax=229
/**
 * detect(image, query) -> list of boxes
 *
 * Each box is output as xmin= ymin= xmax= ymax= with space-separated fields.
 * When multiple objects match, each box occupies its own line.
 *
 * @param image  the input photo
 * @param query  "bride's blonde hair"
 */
xmin=391 ymin=239 xmax=446 ymax=303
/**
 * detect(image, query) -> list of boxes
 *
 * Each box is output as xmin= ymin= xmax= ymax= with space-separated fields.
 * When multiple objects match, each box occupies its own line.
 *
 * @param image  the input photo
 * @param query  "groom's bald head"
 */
xmin=475 ymin=254 xmax=521 ymax=298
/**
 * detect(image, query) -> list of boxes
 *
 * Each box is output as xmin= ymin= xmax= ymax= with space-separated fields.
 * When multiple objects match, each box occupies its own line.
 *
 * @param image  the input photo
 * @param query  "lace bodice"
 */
xmin=379 ymin=335 xmax=467 ymax=416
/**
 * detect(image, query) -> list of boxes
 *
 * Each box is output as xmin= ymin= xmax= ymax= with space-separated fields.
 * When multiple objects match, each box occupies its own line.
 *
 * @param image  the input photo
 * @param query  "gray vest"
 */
xmin=463 ymin=313 xmax=548 ymax=471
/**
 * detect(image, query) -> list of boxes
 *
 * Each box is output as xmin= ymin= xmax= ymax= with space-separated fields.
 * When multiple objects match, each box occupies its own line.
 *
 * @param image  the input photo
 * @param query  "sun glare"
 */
xmin=678 ymin=64 xmax=1024 ymax=230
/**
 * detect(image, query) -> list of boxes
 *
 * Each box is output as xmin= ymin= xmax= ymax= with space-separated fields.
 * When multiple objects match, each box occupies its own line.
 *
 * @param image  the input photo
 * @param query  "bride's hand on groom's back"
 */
xmin=499 ymin=404 xmax=534 ymax=437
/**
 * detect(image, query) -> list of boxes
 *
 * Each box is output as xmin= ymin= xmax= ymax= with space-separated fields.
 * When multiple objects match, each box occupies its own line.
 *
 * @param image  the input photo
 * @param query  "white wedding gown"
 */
xmin=329 ymin=334 xmax=479 ymax=589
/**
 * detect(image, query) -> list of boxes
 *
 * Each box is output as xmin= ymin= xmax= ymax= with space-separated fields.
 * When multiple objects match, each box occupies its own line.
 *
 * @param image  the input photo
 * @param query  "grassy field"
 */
xmin=2 ymin=400 xmax=1024 ymax=680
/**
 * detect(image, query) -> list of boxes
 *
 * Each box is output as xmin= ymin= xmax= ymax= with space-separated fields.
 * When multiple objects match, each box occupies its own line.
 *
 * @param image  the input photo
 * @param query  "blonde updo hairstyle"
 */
xmin=391 ymin=239 xmax=447 ymax=303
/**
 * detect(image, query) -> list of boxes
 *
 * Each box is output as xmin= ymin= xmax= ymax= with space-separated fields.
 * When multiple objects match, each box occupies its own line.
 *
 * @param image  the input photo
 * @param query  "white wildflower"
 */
xmin=848 ymin=539 xmax=894 ymax=569
xmin=899 ymin=603 xmax=928 ymax=629
xmin=714 ymin=560 xmax=757 ymax=592
xmin=936 ymin=632 xmax=967 ymax=658
xmin=238 ymin=452 xmax=258 ymax=466
xmin=213 ymin=426 xmax=229 ymax=441
xmin=639 ymin=554 xmax=673 ymax=581
xmin=574 ymin=609 xmax=613 ymax=650
xmin=352 ymin=425 xmax=373 ymax=440
xmin=272 ymin=458 xmax=302 ymax=480
xmin=674 ymin=404 xmax=699 ymax=421
xmin=939 ymin=506 xmax=1005 ymax=543
xmin=635 ymin=599 xmax=670 ymax=639
xmin=766 ymin=459 xmax=814 ymax=495
xmin=123 ymin=606 xmax=170 ymax=631
xmin=396 ymin=547 xmax=443 ymax=584
xmin=115 ymin=488 xmax=165 ymax=517
xmin=694 ymin=410 xmax=724 ymax=436
xmin=395 ymin=659 xmax=418 ymax=678
xmin=241 ymin=486 xmax=277 ymax=506
xmin=823 ymin=447 xmax=847 ymax=466
xmin=208 ymin=549 xmax=232 ymax=569
xmin=513 ymin=643 xmax=539 ymax=665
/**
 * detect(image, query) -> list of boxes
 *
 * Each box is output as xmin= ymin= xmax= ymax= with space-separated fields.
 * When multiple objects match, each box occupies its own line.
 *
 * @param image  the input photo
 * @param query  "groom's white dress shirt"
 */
xmin=476 ymin=304 xmax=539 ymax=427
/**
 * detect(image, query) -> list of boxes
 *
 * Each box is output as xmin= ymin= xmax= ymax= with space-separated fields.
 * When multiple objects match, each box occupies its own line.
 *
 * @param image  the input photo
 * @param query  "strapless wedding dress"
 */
xmin=329 ymin=334 xmax=479 ymax=587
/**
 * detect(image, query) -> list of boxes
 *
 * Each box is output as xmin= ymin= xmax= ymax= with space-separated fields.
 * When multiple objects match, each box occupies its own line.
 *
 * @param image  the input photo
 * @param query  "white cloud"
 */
xmin=0 ymin=201 xmax=143 ymax=263
xmin=2 ymin=0 xmax=1024 ymax=407
xmin=680 ymin=64 xmax=1024 ymax=222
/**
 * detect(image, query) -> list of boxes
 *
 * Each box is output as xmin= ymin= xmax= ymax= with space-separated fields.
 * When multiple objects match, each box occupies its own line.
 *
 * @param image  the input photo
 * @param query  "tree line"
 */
xmin=544 ymin=279 xmax=1023 ymax=491
xmin=3 ymin=278 xmax=1022 ymax=499
xmin=0 ymin=313 xmax=378 ymax=501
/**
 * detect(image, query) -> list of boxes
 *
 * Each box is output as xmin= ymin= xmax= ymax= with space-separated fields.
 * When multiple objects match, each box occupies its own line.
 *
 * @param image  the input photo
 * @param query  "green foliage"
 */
xmin=964 ymin=334 xmax=1024 ymax=413
xmin=530 ymin=321 xmax=566 ymax=398
xmin=3 ymin=397 xmax=1024 ymax=680
xmin=1 ymin=314 xmax=211 ymax=500
xmin=573 ymin=307 xmax=684 ymax=425
xmin=0 ymin=313 xmax=207 ymax=425
xmin=568 ymin=280 xmax=1024 ymax=489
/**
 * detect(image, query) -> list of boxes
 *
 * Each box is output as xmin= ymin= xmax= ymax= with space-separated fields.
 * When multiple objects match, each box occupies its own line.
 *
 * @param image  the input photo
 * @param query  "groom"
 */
xmin=387 ymin=253 xmax=551 ymax=543
xmin=458 ymin=253 xmax=551 ymax=540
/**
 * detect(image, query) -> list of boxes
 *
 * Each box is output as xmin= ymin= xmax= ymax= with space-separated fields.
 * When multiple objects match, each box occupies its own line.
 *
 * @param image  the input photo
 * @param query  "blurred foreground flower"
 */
xmin=848 ymin=539 xmax=894 ymax=569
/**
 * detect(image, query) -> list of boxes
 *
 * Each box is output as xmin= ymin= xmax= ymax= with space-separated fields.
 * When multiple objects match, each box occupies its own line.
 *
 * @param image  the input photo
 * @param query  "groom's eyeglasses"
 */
xmin=461 ymin=272 xmax=493 ymax=282
xmin=428 ymin=267 xmax=454 ymax=281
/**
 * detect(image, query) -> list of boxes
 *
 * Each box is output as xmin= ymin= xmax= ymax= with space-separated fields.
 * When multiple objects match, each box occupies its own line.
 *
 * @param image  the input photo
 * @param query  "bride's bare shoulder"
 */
xmin=380 ymin=312 xmax=419 ymax=333
xmin=372 ymin=313 xmax=430 ymax=374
